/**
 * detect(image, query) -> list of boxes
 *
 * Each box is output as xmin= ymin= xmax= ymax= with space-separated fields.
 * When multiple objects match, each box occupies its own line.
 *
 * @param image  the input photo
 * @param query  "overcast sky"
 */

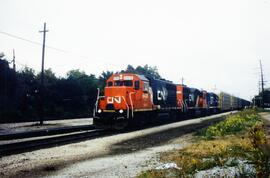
xmin=1 ymin=0 xmax=270 ymax=100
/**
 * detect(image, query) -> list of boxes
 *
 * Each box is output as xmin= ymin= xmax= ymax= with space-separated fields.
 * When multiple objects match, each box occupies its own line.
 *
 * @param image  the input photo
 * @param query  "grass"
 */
xmin=137 ymin=109 xmax=270 ymax=178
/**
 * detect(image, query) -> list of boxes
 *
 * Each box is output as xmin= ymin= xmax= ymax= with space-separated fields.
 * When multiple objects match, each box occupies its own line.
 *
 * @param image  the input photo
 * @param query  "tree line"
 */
xmin=0 ymin=53 xmax=161 ymax=123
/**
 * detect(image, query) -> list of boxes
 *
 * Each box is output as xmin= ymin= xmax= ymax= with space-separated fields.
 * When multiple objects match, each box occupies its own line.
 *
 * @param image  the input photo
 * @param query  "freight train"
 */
xmin=93 ymin=73 xmax=250 ymax=129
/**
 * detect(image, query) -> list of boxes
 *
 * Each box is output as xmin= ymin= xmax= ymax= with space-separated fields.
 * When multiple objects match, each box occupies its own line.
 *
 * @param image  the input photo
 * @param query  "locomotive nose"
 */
xmin=105 ymin=88 xmax=129 ymax=110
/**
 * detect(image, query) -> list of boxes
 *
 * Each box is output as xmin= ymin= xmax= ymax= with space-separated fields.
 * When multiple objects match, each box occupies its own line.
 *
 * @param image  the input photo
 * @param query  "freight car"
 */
xmin=93 ymin=73 xmax=250 ymax=129
xmin=218 ymin=92 xmax=250 ymax=111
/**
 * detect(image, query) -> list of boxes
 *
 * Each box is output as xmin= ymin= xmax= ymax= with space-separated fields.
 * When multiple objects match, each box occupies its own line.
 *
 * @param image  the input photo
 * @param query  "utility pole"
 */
xmin=259 ymin=60 xmax=265 ymax=108
xmin=213 ymin=85 xmax=217 ymax=91
xmin=258 ymin=81 xmax=261 ymax=93
xmin=181 ymin=77 xmax=184 ymax=85
xmin=12 ymin=49 xmax=16 ymax=71
xmin=39 ymin=22 xmax=49 ymax=125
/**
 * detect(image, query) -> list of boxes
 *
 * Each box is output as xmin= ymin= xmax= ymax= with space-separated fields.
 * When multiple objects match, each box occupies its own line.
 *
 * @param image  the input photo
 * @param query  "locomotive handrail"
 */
xmin=93 ymin=88 xmax=100 ymax=117
xmin=195 ymin=96 xmax=200 ymax=107
xmin=181 ymin=100 xmax=184 ymax=112
xmin=95 ymin=88 xmax=100 ymax=113
xmin=121 ymin=96 xmax=130 ymax=119
xmin=94 ymin=88 xmax=105 ymax=117
xmin=129 ymin=92 xmax=135 ymax=118
xmin=184 ymin=100 xmax=188 ymax=112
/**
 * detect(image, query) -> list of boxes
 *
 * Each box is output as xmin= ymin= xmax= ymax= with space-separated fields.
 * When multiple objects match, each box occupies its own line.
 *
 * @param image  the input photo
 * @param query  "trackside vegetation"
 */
xmin=202 ymin=109 xmax=262 ymax=139
xmin=138 ymin=109 xmax=270 ymax=177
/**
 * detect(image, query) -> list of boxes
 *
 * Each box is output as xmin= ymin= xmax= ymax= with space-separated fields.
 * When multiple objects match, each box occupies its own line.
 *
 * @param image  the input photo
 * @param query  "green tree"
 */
xmin=121 ymin=64 xmax=161 ymax=79
xmin=16 ymin=67 xmax=39 ymax=120
xmin=98 ymin=70 xmax=114 ymax=89
xmin=62 ymin=69 xmax=99 ymax=117
xmin=36 ymin=68 xmax=59 ymax=117
xmin=0 ymin=53 xmax=18 ymax=122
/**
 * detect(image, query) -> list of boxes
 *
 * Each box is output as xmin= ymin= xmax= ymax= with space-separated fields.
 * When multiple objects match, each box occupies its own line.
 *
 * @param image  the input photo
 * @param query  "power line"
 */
xmin=0 ymin=30 xmax=107 ymax=62
xmin=0 ymin=30 xmax=67 ymax=53
xmin=0 ymin=29 xmax=115 ymax=67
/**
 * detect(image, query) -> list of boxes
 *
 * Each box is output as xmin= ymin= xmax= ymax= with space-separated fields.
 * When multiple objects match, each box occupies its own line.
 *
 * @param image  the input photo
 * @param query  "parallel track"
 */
xmin=0 ymin=125 xmax=96 ymax=140
xmin=0 ymin=112 xmax=236 ymax=157
xmin=0 ymin=129 xmax=111 ymax=157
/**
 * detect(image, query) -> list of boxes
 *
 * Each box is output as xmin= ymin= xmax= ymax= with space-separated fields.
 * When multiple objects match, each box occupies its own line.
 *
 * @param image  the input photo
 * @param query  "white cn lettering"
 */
xmin=157 ymin=90 xmax=165 ymax=101
xmin=107 ymin=97 xmax=114 ymax=104
xmin=107 ymin=96 xmax=121 ymax=104
xmin=114 ymin=96 xmax=121 ymax=103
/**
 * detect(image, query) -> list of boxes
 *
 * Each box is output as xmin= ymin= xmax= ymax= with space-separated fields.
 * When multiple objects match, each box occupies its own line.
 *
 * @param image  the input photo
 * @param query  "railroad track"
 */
xmin=0 ymin=129 xmax=112 ymax=157
xmin=0 ymin=112 xmax=236 ymax=157
xmin=0 ymin=125 xmax=96 ymax=140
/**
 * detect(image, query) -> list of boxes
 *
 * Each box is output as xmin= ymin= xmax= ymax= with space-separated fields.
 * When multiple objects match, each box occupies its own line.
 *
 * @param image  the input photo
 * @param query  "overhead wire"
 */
xmin=0 ymin=29 xmax=115 ymax=69
xmin=0 ymin=30 xmax=67 ymax=53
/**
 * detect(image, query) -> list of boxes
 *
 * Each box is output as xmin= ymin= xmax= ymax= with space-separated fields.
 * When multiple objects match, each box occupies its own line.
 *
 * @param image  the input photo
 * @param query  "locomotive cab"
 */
xmin=93 ymin=73 xmax=153 ymax=128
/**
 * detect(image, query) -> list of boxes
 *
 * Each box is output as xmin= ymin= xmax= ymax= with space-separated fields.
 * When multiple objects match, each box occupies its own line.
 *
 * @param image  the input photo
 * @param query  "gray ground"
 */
xmin=0 ymin=118 xmax=92 ymax=135
xmin=0 ymin=112 xmax=233 ymax=178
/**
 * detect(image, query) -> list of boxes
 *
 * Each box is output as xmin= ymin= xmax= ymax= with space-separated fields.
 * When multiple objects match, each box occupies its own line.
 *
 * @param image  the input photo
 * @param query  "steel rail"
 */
xmin=0 ymin=125 xmax=96 ymax=140
xmin=0 ymin=129 xmax=111 ymax=157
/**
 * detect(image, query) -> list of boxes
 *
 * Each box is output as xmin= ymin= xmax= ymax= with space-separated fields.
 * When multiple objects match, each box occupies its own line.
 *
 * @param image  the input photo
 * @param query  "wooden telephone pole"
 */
xmin=39 ymin=23 xmax=49 ymax=125
xmin=12 ymin=49 xmax=16 ymax=71
xmin=181 ymin=77 xmax=184 ymax=85
xmin=259 ymin=60 xmax=265 ymax=108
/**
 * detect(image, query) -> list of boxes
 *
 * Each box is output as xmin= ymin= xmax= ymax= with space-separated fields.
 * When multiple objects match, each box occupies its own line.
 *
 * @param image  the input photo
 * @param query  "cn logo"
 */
xmin=157 ymin=90 xmax=166 ymax=101
xmin=107 ymin=96 xmax=121 ymax=104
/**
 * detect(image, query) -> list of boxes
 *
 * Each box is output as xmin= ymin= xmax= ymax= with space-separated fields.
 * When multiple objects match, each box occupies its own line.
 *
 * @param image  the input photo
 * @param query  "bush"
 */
xmin=249 ymin=124 xmax=270 ymax=177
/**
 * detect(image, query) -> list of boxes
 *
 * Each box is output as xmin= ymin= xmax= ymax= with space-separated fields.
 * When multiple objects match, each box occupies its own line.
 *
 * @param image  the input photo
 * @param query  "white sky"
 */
xmin=1 ymin=0 xmax=270 ymax=100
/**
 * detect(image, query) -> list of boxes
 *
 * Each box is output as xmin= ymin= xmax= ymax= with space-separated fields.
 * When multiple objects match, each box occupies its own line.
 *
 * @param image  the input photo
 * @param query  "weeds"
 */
xmin=137 ymin=109 xmax=270 ymax=177
xmin=249 ymin=124 xmax=270 ymax=177
xmin=202 ymin=109 xmax=262 ymax=139
xmin=138 ymin=169 xmax=181 ymax=178
xmin=159 ymin=136 xmax=253 ymax=175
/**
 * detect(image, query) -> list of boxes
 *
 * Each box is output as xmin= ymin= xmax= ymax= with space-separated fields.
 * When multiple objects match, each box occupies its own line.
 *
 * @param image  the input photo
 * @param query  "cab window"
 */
xmin=114 ymin=80 xmax=133 ymax=86
xmin=123 ymin=80 xmax=133 ymax=86
xmin=114 ymin=81 xmax=123 ymax=86
xmin=143 ymin=82 xmax=149 ymax=91
xmin=135 ymin=81 xmax=140 ymax=90
xmin=107 ymin=81 xmax=113 ymax=87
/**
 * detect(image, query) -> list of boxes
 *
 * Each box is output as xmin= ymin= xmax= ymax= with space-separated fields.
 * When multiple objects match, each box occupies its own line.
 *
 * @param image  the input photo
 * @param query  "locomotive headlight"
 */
xmin=119 ymin=109 xmax=124 ymax=114
xmin=98 ymin=109 xmax=102 ymax=113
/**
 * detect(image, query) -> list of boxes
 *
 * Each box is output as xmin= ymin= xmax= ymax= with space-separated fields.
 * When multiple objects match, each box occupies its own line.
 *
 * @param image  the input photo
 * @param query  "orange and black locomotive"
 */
xmin=93 ymin=73 xmax=250 ymax=129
